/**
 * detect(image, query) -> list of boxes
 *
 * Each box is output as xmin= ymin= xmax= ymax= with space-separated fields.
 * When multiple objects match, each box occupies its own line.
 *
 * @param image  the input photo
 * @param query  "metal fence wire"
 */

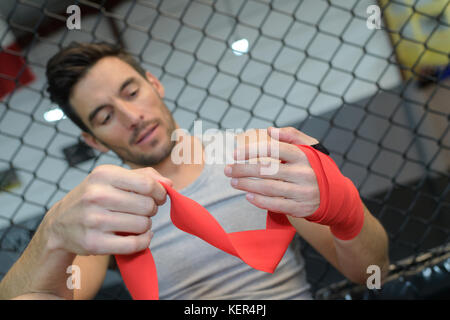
xmin=0 ymin=0 xmax=449 ymax=299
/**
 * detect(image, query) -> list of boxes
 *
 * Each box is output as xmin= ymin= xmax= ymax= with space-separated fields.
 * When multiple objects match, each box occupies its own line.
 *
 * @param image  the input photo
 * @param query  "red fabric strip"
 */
xmin=0 ymin=43 xmax=35 ymax=100
xmin=300 ymin=145 xmax=365 ymax=240
xmin=114 ymin=144 xmax=364 ymax=299
xmin=115 ymin=182 xmax=296 ymax=300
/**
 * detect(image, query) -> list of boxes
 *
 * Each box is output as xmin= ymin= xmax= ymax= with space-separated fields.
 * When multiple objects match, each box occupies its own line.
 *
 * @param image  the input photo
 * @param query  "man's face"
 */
xmin=70 ymin=56 xmax=177 ymax=167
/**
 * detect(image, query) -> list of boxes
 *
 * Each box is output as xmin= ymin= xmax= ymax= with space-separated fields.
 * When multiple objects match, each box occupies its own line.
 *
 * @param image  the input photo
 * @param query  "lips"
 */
xmin=135 ymin=123 xmax=159 ymax=145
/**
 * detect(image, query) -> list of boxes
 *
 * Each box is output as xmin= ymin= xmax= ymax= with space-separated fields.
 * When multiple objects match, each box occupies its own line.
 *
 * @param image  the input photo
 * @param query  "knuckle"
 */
xmin=305 ymin=186 xmax=318 ymax=198
xmin=130 ymin=236 xmax=143 ymax=253
xmin=140 ymin=167 xmax=161 ymax=181
xmin=287 ymin=126 xmax=297 ymax=133
xmin=148 ymin=201 xmax=157 ymax=216
xmin=83 ymin=212 xmax=103 ymax=229
xmin=80 ymin=191 xmax=93 ymax=206
xmin=304 ymin=168 xmax=318 ymax=183
xmin=301 ymin=201 xmax=319 ymax=216
xmin=144 ymin=222 xmax=152 ymax=235
xmin=288 ymin=166 xmax=304 ymax=180
xmin=140 ymin=198 xmax=152 ymax=215
xmin=146 ymin=178 xmax=156 ymax=193
xmin=89 ymin=165 xmax=112 ymax=181
xmin=136 ymin=216 xmax=152 ymax=233
xmin=81 ymin=185 xmax=104 ymax=206
xmin=143 ymin=167 xmax=157 ymax=174
xmin=148 ymin=218 xmax=153 ymax=230
xmin=82 ymin=232 xmax=99 ymax=253
xmin=144 ymin=231 xmax=153 ymax=247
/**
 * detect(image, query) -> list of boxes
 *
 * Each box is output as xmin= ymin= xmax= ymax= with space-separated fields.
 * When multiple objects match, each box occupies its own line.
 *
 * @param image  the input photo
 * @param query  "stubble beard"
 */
xmin=97 ymin=110 xmax=178 ymax=167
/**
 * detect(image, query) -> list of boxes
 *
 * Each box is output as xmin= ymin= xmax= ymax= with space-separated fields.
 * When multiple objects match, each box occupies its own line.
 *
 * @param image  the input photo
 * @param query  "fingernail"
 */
xmin=231 ymin=178 xmax=238 ymax=186
xmin=225 ymin=166 xmax=232 ymax=175
xmin=246 ymin=193 xmax=254 ymax=200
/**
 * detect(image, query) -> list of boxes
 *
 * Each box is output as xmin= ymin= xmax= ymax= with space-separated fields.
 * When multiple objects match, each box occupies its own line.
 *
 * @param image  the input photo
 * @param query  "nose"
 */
xmin=117 ymin=101 xmax=143 ymax=130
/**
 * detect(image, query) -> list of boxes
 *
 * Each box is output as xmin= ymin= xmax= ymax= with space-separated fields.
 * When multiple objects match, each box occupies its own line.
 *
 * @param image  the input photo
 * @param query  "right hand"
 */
xmin=44 ymin=165 xmax=172 ymax=256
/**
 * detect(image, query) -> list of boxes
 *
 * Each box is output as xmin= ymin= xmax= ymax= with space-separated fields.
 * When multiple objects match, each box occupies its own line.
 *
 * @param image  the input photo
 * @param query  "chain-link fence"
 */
xmin=0 ymin=0 xmax=449 ymax=299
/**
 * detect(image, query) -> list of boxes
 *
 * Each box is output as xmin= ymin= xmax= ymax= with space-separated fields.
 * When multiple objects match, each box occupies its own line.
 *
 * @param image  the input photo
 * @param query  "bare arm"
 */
xmin=12 ymin=293 xmax=65 ymax=300
xmin=0 ymin=165 xmax=171 ymax=300
xmin=1 ymin=246 xmax=110 ymax=300
xmin=288 ymin=205 xmax=389 ymax=284
xmin=0 ymin=208 xmax=110 ymax=300
xmin=72 ymin=255 xmax=110 ymax=300
xmin=0 ymin=207 xmax=76 ymax=300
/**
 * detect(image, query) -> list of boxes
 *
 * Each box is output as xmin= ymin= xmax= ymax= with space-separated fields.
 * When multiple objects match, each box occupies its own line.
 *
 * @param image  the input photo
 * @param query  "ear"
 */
xmin=145 ymin=71 xmax=165 ymax=98
xmin=81 ymin=131 xmax=110 ymax=153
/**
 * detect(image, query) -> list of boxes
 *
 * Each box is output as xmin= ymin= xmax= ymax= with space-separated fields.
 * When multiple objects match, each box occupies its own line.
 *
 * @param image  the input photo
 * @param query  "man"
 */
xmin=0 ymin=42 xmax=389 ymax=300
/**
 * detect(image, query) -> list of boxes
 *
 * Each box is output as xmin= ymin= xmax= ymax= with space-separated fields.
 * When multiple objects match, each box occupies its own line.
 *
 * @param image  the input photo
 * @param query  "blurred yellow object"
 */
xmin=0 ymin=168 xmax=21 ymax=192
xmin=379 ymin=0 xmax=450 ymax=80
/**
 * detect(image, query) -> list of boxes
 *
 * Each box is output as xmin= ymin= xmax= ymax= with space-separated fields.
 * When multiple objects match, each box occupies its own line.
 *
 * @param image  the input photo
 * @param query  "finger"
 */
xmin=234 ymin=140 xmax=304 ymax=164
xmin=268 ymin=126 xmax=319 ymax=146
xmin=224 ymin=158 xmax=303 ymax=183
xmin=90 ymin=165 xmax=169 ymax=203
xmin=133 ymin=168 xmax=171 ymax=205
xmin=100 ymin=211 xmax=153 ymax=234
xmin=91 ymin=186 xmax=158 ymax=217
xmin=133 ymin=167 xmax=173 ymax=187
xmin=231 ymin=177 xmax=299 ymax=198
xmin=234 ymin=129 xmax=279 ymax=161
xmin=225 ymin=162 xmax=290 ymax=180
xmin=91 ymin=229 xmax=154 ymax=255
xmin=245 ymin=193 xmax=306 ymax=217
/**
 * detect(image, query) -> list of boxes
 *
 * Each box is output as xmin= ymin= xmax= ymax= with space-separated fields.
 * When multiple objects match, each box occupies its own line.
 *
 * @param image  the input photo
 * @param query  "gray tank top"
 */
xmin=149 ymin=131 xmax=312 ymax=299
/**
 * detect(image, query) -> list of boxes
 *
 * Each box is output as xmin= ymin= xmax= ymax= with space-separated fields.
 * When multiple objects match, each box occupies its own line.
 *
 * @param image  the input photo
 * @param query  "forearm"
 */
xmin=11 ymin=293 xmax=65 ymax=300
xmin=0 ymin=205 xmax=76 ymax=300
xmin=288 ymin=205 xmax=389 ymax=285
xmin=333 ymin=205 xmax=390 ymax=284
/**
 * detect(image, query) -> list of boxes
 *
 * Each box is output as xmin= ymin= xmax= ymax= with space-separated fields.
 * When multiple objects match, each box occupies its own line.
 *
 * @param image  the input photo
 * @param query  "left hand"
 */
xmin=224 ymin=126 xmax=321 ymax=218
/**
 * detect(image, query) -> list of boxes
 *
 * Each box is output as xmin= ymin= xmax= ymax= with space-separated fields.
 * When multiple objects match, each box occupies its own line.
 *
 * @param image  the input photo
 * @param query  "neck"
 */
xmin=128 ymin=134 xmax=205 ymax=191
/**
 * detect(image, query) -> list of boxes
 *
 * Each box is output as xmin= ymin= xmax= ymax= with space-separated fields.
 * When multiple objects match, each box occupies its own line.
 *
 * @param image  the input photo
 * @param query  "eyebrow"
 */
xmin=87 ymin=77 xmax=137 ymax=125
xmin=119 ymin=77 xmax=136 ymax=93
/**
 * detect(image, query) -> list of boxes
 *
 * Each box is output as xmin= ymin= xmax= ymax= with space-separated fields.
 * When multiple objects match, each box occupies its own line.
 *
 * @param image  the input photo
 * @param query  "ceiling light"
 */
xmin=231 ymin=38 xmax=249 ymax=56
xmin=44 ymin=106 xmax=66 ymax=122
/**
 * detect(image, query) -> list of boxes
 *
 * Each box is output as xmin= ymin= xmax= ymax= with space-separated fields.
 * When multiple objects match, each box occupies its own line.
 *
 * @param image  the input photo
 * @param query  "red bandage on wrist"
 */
xmin=297 ymin=145 xmax=365 ymax=240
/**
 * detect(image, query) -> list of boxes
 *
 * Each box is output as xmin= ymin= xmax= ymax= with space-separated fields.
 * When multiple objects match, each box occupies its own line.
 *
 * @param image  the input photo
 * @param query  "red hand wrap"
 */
xmin=296 ymin=145 xmax=365 ymax=240
xmin=114 ymin=144 xmax=364 ymax=299
xmin=114 ymin=184 xmax=296 ymax=300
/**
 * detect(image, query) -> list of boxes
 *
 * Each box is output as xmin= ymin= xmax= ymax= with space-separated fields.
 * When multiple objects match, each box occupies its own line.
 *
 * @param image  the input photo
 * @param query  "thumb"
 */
xmin=134 ymin=167 xmax=173 ymax=187
xmin=268 ymin=126 xmax=319 ymax=146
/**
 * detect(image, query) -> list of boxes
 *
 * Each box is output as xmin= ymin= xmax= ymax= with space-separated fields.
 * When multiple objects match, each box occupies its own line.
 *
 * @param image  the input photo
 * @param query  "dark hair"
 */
xmin=46 ymin=42 xmax=147 ymax=133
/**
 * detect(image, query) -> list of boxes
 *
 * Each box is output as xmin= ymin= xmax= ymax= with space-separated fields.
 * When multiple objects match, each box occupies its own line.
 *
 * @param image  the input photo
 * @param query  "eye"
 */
xmin=129 ymin=89 xmax=139 ymax=98
xmin=101 ymin=113 xmax=112 ymax=125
